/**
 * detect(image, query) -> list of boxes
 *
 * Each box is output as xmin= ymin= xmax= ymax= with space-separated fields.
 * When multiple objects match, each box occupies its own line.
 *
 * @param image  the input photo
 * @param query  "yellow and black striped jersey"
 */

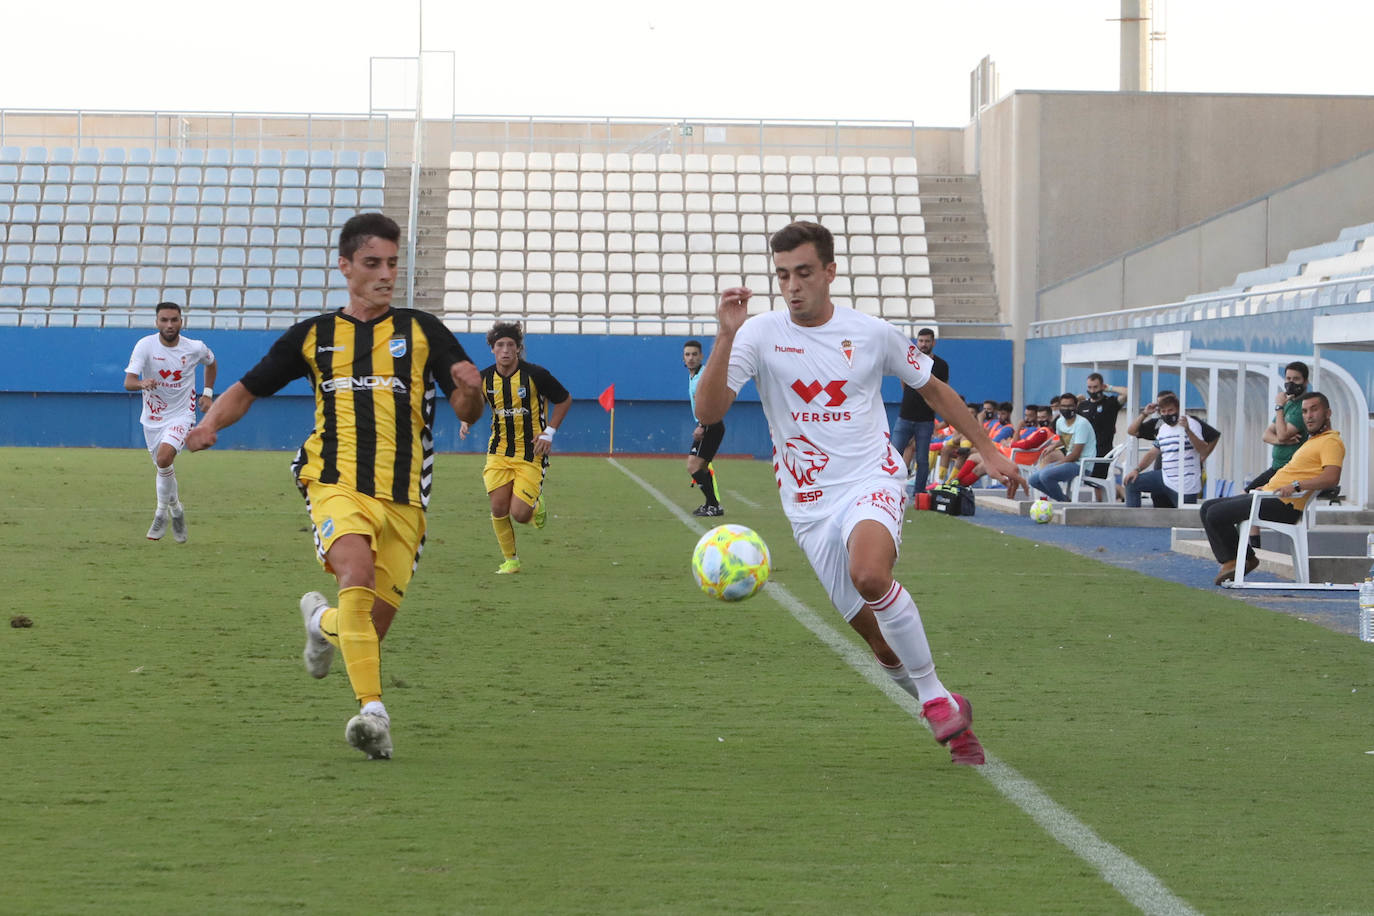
xmin=480 ymin=360 xmax=570 ymax=464
xmin=240 ymin=307 xmax=469 ymax=508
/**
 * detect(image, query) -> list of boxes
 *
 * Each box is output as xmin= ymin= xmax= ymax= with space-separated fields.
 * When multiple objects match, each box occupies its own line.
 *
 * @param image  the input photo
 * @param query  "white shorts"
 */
xmin=789 ymin=478 xmax=906 ymax=622
xmin=143 ymin=415 xmax=193 ymax=459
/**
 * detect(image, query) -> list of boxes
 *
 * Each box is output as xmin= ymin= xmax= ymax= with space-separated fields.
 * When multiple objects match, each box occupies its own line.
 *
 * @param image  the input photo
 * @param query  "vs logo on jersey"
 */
xmin=790 ymin=379 xmax=847 ymax=407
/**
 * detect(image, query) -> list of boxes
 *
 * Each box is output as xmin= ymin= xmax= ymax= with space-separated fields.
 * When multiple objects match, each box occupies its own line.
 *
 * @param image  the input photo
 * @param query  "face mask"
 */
xmin=1059 ymin=408 xmax=1075 ymax=420
xmin=1089 ymin=390 xmax=1103 ymax=400
xmin=1284 ymin=381 xmax=1305 ymax=397
xmin=1160 ymin=413 xmax=1180 ymax=426
xmin=983 ymin=410 xmax=994 ymax=419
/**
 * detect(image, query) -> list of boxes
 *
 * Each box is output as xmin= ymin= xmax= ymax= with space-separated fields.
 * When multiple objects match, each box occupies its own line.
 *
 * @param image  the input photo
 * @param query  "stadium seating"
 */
xmin=441 ymin=151 xmax=932 ymax=334
xmin=0 ymin=146 xmax=382 ymax=328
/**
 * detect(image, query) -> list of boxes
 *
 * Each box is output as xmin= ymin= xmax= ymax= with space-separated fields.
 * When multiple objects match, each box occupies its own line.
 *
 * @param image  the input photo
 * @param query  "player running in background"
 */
xmin=683 ymin=339 xmax=725 ymax=517
xmin=460 ymin=321 xmax=572 ymax=575
xmin=694 ymin=220 xmax=1026 ymax=765
xmin=187 ymin=213 xmax=483 ymax=760
xmin=123 ymin=301 xmax=217 ymax=543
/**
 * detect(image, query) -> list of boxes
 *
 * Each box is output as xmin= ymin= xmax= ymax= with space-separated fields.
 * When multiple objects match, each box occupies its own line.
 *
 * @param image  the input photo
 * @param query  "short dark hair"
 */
xmin=1302 ymin=390 xmax=1330 ymax=410
xmin=1036 ymin=404 xmax=1052 ymax=414
xmin=684 ymin=339 xmax=702 ymax=350
xmin=1285 ymin=361 xmax=1310 ymax=382
xmin=155 ymin=301 xmax=182 ymax=315
xmin=1058 ymin=392 xmax=1078 ymax=405
xmin=486 ymin=320 xmax=523 ymax=349
xmin=916 ymin=327 xmax=936 ymax=338
xmin=1158 ymin=392 xmax=1180 ymax=408
xmin=770 ymin=220 xmax=834 ymax=265
xmin=998 ymin=401 xmax=1013 ymax=413
xmin=982 ymin=399 xmax=997 ymax=408
xmin=1025 ymin=403 xmax=1039 ymax=413
xmin=339 ymin=212 xmax=401 ymax=260
xmin=1086 ymin=372 xmax=1104 ymax=384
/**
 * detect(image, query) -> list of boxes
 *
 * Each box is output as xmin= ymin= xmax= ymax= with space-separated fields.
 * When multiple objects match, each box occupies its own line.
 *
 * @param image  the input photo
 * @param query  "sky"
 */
xmin=4 ymin=1 xmax=1372 ymax=126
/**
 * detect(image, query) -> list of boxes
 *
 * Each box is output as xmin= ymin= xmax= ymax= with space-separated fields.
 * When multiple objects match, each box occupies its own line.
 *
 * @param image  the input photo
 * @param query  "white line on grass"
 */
xmin=609 ymin=457 xmax=1200 ymax=916
xmin=725 ymin=489 xmax=762 ymax=508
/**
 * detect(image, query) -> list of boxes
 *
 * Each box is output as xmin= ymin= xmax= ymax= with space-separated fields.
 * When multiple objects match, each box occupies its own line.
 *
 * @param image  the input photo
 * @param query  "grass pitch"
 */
xmin=4 ymin=447 xmax=1373 ymax=914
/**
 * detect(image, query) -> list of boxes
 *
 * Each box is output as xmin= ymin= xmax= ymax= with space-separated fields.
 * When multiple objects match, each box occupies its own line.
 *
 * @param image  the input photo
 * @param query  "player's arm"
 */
xmin=1273 ymin=463 xmax=1342 ymax=500
xmin=448 ymin=360 xmax=483 ymax=425
xmin=199 ymin=358 xmax=219 ymax=412
xmin=1127 ymin=402 xmax=1155 ymax=437
xmin=124 ymin=371 xmax=156 ymax=392
xmin=694 ymin=286 xmax=751 ymax=424
xmin=186 ymin=382 xmax=257 ymax=451
xmin=534 ymin=393 xmax=572 ymax=457
xmin=919 ymin=376 xmax=1025 ymax=489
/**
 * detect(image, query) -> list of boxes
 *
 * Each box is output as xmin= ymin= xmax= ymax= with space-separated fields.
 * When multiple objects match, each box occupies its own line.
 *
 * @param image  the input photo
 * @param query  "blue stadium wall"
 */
xmin=0 ymin=328 xmax=1012 ymax=459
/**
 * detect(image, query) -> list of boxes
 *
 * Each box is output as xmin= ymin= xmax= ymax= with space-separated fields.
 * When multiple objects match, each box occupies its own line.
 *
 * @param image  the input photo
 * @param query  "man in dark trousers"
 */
xmin=890 ymin=327 xmax=949 ymax=494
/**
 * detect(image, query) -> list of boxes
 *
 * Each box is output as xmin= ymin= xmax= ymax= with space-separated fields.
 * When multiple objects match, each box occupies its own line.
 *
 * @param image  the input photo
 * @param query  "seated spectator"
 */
xmin=1016 ymin=404 xmax=1039 ymax=437
xmin=1027 ymin=393 xmax=1097 ymax=501
xmin=1197 ymin=391 xmax=1344 ymax=585
xmin=1122 ymin=393 xmax=1212 ymax=507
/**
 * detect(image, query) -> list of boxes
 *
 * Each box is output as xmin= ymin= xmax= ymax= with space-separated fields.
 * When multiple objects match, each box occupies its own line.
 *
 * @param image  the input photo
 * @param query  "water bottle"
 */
xmin=1360 ymin=579 xmax=1374 ymax=643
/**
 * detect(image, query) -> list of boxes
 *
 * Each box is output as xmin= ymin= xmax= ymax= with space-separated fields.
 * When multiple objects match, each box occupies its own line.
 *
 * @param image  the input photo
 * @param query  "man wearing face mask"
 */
xmin=1027 ymin=392 xmax=1097 ymax=501
xmin=1250 ymin=361 xmax=1311 ymax=490
xmin=1199 ymin=391 xmax=1343 ymax=585
xmin=1122 ymin=393 xmax=1207 ymax=507
xmin=1077 ymin=373 xmax=1127 ymax=482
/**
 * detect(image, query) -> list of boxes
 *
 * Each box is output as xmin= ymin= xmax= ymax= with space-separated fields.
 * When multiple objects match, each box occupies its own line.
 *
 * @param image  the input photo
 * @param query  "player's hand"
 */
xmin=982 ymin=450 xmax=1026 ymax=494
xmin=185 ymin=425 xmax=216 ymax=452
xmin=452 ymin=360 xmax=480 ymax=390
xmin=1124 ymin=469 xmax=1138 ymax=485
xmin=533 ymin=433 xmax=553 ymax=458
xmin=459 ymin=421 xmax=471 ymax=440
xmin=716 ymin=287 xmax=752 ymax=335
xmin=197 ymin=394 xmax=213 ymax=413
xmin=1274 ymin=390 xmax=1288 ymax=409
xmin=141 ymin=378 xmax=158 ymax=391
xmin=1141 ymin=402 xmax=1156 ymax=416
xmin=692 ymin=425 xmax=704 ymax=442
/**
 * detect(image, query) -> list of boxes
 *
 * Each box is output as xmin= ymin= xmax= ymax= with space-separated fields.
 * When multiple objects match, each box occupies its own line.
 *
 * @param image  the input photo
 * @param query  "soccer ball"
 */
xmin=1029 ymin=497 xmax=1054 ymax=524
xmin=692 ymin=524 xmax=771 ymax=602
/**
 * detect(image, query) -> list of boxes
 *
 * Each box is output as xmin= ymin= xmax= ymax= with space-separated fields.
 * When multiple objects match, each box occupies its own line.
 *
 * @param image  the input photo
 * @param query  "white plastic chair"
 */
xmin=1069 ymin=443 xmax=1126 ymax=503
xmin=1232 ymin=491 xmax=1318 ymax=586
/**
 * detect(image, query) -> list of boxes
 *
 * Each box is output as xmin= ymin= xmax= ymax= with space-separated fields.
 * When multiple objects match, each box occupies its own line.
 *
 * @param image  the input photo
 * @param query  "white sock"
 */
xmin=360 ymin=700 xmax=389 ymax=722
xmin=155 ymin=466 xmax=178 ymax=509
xmin=879 ymin=657 xmax=921 ymax=700
xmin=867 ymin=580 xmax=952 ymax=705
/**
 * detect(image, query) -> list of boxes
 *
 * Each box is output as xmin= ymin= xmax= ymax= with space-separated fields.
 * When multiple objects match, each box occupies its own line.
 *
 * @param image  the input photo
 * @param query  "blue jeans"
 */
xmin=891 ymin=418 xmax=935 ymax=492
xmin=1125 ymin=471 xmax=1199 ymax=508
xmin=1028 ymin=462 xmax=1080 ymax=501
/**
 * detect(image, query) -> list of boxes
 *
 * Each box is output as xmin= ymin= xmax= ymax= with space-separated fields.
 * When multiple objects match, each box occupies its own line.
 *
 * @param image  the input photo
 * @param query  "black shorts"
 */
xmin=689 ymin=422 xmax=725 ymax=461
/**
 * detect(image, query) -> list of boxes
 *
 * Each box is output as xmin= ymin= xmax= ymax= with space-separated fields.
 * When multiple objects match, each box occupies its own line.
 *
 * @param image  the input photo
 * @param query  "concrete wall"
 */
xmin=974 ymin=90 xmax=1374 ymax=403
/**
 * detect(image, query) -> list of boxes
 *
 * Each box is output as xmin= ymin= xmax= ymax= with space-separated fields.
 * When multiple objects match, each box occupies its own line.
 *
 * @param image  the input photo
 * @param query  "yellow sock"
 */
xmin=319 ymin=605 xmax=340 ymax=648
xmin=337 ymin=585 xmax=382 ymax=706
xmin=491 ymin=514 xmax=516 ymax=559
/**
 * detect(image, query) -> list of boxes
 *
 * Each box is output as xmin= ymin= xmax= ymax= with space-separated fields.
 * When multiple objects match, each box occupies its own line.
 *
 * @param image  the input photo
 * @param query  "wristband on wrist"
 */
xmin=539 ymin=425 xmax=557 ymax=439
xmin=202 ymin=387 xmax=214 ymax=397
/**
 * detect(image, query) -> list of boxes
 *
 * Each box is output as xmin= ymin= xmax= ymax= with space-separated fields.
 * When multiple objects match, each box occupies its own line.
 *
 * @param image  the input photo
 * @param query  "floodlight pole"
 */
xmin=405 ymin=0 xmax=424 ymax=310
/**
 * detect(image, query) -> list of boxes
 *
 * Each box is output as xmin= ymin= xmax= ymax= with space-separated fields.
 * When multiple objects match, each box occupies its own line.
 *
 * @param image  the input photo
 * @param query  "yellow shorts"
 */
xmin=303 ymin=482 xmax=426 ymax=608
xmin=482 ymin=455 xmax=546 ymax=507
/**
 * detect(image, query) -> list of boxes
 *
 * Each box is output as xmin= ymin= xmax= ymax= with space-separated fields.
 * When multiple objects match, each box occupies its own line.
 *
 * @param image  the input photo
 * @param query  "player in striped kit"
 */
xmin=694 ymin=221 xmax=1025 ymax=765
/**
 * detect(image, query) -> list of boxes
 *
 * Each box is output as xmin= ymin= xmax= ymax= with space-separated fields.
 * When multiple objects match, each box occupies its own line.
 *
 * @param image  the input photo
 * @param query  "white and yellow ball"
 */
xmin=1029 ymin=497 xmax=1054 ymax=524
xmin=691 ymin=524 xmax=771 ymax=602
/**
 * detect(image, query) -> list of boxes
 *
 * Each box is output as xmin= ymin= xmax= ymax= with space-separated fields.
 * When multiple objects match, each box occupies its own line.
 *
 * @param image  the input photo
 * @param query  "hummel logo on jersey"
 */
xmin=790 ymin=379 xmax=847 ymax=407
xmin=317 ymin=346 xmax=346 ymax=353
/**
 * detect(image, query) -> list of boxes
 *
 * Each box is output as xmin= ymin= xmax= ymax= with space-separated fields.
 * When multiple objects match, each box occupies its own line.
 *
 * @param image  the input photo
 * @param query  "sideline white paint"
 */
xmin=609 ymin=456 xmax=1199 ymax=916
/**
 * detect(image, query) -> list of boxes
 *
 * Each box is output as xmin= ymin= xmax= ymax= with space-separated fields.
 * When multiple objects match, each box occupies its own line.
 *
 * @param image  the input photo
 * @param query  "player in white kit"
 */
xmin=694 ymin=222 xmax=1025 ymax=765
xmin=123 ymin=302 xmax=217 ymax=542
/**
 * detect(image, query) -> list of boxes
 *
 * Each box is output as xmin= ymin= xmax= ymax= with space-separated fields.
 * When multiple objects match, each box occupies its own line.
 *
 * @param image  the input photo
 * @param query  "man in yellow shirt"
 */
xmin=1199 ymin=391 xmax=1344 ymax=585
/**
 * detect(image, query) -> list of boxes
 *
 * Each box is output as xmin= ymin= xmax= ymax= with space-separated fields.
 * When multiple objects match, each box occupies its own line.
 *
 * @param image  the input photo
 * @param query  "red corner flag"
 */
xmin=598 ymin=384 xmax=615 ymax=412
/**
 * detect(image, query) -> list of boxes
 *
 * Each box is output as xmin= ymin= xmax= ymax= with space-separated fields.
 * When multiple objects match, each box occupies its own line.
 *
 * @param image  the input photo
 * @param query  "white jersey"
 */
xmin=726 ymin=306 xmax=932 ymax=522
xmin=124 ymin=333 xmax=215 ymax=427
xmin=1156 ymin=416 xmax=1204 ymax=495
